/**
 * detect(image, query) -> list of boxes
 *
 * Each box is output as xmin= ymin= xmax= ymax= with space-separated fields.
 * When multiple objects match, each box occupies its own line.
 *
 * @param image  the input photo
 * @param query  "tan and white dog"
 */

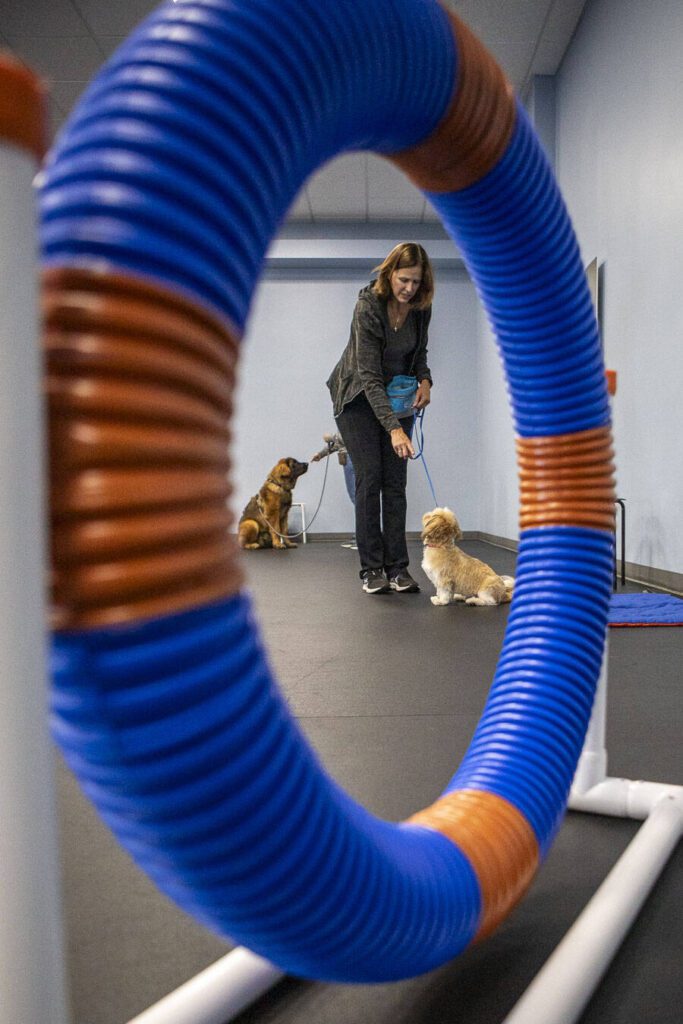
xmin=421 ymin=507 xmax=514 ymax=607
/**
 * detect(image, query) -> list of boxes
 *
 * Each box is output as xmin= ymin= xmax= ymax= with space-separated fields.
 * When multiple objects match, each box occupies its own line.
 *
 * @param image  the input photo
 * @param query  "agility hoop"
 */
xmin=41 ymin=0 xmax=614 ymax=981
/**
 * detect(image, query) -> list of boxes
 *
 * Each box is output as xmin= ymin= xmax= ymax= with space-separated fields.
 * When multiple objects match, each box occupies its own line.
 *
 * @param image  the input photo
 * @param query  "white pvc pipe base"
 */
xmin=502 ymin=795 xmax=683 ymax=1024
xmin=126 ymin=947 xmax=285 ymax=1024
xmin=504 ymin=637 xmax=682 ymax=1024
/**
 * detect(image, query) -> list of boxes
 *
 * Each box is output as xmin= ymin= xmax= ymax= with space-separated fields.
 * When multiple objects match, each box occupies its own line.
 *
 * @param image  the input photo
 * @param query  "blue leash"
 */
xmin=409 ymin=409 xmax=439 ymax=506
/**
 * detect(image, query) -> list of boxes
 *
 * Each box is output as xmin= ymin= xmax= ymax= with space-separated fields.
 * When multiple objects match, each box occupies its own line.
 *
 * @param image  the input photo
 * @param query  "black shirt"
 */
xmin=382 ymin=315 xmax=418 ymax=382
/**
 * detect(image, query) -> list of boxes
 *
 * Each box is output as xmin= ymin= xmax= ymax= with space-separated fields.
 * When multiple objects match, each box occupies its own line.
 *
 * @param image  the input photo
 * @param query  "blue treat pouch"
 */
xmin=386 ymin=375 xmax=418 ymax=416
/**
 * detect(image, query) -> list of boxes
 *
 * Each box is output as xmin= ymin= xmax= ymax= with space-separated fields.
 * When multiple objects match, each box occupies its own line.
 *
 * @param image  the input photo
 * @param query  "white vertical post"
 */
xmin=0 ymin=141 xmax=70 ymax=1023
xmin=571 ymin=637 xmax=609 ymax=795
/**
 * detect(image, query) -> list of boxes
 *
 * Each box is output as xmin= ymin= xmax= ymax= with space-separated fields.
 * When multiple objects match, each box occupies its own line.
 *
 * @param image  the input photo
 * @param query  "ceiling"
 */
xmin=0 ymin=0 xmax=588 ymax=223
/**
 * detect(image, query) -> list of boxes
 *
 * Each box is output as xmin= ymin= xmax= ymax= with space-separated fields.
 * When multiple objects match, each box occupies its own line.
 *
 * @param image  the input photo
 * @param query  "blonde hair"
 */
xmin=372 ymin=242 xmax=434 ymax=310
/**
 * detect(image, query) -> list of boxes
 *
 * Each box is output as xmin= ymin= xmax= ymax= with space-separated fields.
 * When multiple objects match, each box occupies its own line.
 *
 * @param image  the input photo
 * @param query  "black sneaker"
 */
xmin=389 ymin=570 xmax=420 ymax=593
xmin=362 ymin=569 xmax=391 ymax=594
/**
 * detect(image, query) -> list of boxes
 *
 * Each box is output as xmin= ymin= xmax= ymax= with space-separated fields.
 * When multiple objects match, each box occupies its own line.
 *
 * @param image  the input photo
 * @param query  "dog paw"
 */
xmin=431 ymin=596 xmax=448 ymax=606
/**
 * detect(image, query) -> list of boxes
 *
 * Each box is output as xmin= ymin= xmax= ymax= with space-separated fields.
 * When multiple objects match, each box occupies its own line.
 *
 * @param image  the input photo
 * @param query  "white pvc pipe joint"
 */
xmin=570 ymin=637 xmax=683 ymax=818
xmin=570 ymin=777 xmax=683 ymax=818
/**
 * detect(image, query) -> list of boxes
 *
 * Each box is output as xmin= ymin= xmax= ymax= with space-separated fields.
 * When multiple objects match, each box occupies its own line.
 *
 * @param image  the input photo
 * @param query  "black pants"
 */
xmin=336 ymin=393 xmax=413 ymax=577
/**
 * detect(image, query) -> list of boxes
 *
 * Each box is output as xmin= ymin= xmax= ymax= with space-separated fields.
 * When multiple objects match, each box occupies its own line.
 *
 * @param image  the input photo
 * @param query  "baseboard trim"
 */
xmin=403 ymin=531 xmax=488 ymax=543
xmin=309 ymin=531 xmax=683 ymax=595
xmin=306 ymin=532 xmax=352 ymax=544
xmin=620 ymin=561 xmax=683 ymax=596
xmin=473 ymin=533 xmax=683 ymax=594
xmin=308 ymin=531 xmax=504 ymax=545
xmin=315 ymin=532 xmax=683 ymax=598
xmin=471 ymin=531 xmax=519 ymax=552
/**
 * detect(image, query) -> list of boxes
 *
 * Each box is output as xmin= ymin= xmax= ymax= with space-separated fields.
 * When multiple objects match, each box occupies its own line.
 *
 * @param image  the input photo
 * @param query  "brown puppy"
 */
xmin=421 ymin=507 xmax=514 ymax=606
xmin=238 ymin=457 xmax=308 ymax=549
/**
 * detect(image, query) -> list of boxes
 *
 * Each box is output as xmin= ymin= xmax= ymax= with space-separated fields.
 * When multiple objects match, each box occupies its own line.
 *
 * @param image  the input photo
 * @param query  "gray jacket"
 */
xmin=327 ymin=283 xmax=432 ymax=432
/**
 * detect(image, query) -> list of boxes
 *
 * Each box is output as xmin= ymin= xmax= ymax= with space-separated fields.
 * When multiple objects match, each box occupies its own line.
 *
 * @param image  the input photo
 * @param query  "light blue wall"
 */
xmin=233 ymin=263 xmax=481 ymax=534
xmin=235 ymin=0 xmax=682 ymax=573
xmin=474 ymin=307 xmax=518 ymax=542
xmin=476 ymin=0 xmax=683 ymax=574
xmin=526 ymin=74 xmax=556 ymax=170
xmin=555 ymin=0 xmax=683 ymax=574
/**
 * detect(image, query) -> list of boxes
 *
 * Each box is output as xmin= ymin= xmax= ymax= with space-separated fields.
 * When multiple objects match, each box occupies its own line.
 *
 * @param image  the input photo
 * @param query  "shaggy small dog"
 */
xmin=421 ymin=507 xmax=514 ymax=606
xmin=238 ymin=457 xmax=308 ymax=549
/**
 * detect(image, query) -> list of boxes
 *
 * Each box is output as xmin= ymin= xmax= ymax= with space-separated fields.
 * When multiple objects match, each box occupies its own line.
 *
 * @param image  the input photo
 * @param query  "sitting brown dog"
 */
xmin=238 ymin=457 xmax=308 ymax=549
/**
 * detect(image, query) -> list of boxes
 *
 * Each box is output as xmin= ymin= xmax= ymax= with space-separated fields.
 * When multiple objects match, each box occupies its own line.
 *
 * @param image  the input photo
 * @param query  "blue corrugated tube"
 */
xmin=40 ymin=0 xmax=455 ymax=330
xmin=42 ymin=0 xmax=614 ymax=982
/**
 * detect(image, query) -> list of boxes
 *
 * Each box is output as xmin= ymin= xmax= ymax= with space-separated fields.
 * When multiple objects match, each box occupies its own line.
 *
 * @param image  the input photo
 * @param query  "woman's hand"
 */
xmin=413 ymin=379 xmax=431 ymax=410
xmin=390 ymin=427 xmax=414 ymax=459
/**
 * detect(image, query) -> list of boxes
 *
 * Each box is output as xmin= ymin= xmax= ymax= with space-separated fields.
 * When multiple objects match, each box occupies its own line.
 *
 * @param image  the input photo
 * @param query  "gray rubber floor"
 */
xmin=57 ymin=539 xmax=682 ymax=1024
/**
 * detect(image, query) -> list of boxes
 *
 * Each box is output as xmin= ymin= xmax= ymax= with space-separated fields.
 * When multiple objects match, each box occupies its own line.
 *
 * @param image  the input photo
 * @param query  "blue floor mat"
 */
xmin=608 ymin=592 xmax=683 ymax=626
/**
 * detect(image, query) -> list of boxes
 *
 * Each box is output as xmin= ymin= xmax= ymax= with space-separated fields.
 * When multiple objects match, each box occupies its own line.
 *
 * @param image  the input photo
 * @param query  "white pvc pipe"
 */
xmin=0 ymin=142 xmax=70 ymax=1024
xmin=502 ymin=795 xmax=683 ymax=1024
xmin=126 ymin=947 xmax=285 ymax=1024
xmin=569 ymin=638 xmax=683 ymax=817
xmin=569 ymin=776 xmax=683 ymax=818
xmin=570 ymin=640 xmax=609 ymax=794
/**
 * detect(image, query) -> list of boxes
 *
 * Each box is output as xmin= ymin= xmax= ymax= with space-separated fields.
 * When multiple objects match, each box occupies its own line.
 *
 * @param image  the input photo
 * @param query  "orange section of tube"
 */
xmin=517 ymin=426 xmax=616 ymax=531
xmin=390 ymin=9 xmax=516 ymax=193
xmin=44 ymin=267 xmax=243 ymax=629
xmin=0 ymin=53 xmax=47 ymax=159
xmin=407 ymin=789 xmax=539 ymax=941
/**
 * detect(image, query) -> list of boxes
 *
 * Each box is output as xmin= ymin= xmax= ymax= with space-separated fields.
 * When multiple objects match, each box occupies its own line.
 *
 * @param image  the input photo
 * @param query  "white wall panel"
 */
xmin=473 ymin=308 xmax=518 ymax=542
xmin=555 ymin=0 xmax=683 ymax=574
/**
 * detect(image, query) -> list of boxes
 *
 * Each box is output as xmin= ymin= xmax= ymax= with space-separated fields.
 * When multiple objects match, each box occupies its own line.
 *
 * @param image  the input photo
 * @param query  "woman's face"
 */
xmin=390 ymin=264 xmax=422 ymax=304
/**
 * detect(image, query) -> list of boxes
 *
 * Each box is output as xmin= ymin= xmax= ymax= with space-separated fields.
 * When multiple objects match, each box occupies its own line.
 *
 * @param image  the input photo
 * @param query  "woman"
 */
xmin=327 ymin=242 xmax=434 ymax=594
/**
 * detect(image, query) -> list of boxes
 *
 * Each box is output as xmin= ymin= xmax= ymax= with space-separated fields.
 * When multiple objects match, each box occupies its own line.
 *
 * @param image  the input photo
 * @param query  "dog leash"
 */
xmin=409 ymin=409 xmax=439 ymax=506
xmin=256 ymin=451 xmax=331 ymax=541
